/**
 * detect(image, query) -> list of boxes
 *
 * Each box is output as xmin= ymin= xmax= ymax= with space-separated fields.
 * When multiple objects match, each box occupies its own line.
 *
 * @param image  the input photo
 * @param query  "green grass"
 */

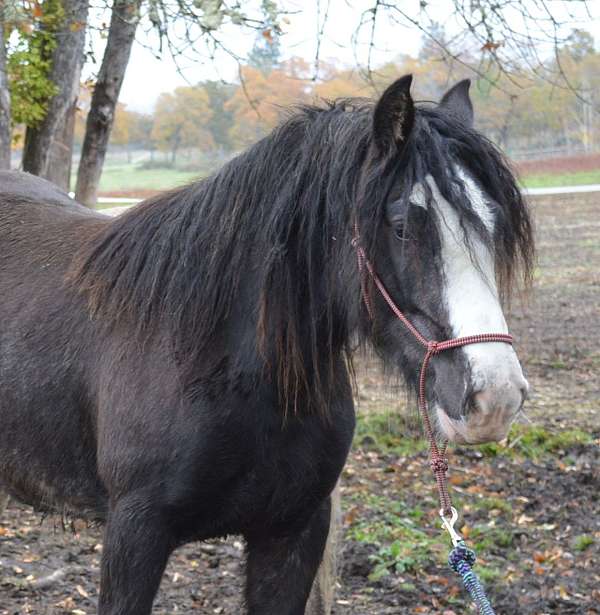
xmin=521 ymin=169 xmax=600 ymax=188
xmin=94 ymin=159 xmax=600 ymax=196
xmin=97 ymin=164 xmax=200 ymax=193
xmin=476 ymin=424 xmax=593 ymax=460
xmin=348 ymin=414 xmax=597 ymax=587
xmin=469 ymin=525 xmax=515 ymax=552
xmin=353 ymin=411 xmax=423 ymax=456
xmin=345 ymin=491 xmax=511 ymax=582
xmin=477 ymin=496 xmax=512 ymax=515
xmin=477 ymin=566 xmax=503 ymax=584
xmin=346 ymin=493 xmax=443 ymax=580
xmin=354 ymin=413 xmax=593 ymax=461
xmin=573 ymin=534 xmax=594 ymax=552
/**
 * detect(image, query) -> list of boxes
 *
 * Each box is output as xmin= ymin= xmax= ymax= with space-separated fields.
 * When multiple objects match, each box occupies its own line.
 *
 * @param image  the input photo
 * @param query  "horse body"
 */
xmin=0 ymin=199 xmax=108 ymax=513
xmin=0 ymin=193 xmax=353 ymax=517
xmin=0 ymin=76 xmax=533 ymax=614
xmin=0 ymin=192 xmax=353 ymax=613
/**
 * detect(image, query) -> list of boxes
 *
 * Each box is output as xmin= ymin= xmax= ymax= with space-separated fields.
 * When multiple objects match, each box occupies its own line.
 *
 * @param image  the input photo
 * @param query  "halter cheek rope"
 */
xmin=353 ymin=227 xmax=511 ymax=615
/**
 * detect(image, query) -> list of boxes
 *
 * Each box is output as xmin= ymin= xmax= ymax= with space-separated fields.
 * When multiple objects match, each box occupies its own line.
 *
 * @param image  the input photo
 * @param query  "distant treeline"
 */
xmin=72 ymin=28 xmax=600 ymax=165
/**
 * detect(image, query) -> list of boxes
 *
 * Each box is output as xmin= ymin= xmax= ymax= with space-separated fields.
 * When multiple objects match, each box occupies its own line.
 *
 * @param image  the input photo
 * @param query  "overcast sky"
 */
xmin=91 ymin=0 xmax=600 ymax=113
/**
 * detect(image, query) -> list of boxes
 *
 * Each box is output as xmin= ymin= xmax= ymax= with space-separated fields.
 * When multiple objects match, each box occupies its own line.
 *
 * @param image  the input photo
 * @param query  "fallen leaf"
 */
xmin=76 ymin=585 xmax=89 ymax=598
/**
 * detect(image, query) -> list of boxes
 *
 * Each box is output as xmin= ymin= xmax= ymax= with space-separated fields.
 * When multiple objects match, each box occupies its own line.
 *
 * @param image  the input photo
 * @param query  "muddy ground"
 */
xmin=1 ymin=192 xmax=599 ymax=614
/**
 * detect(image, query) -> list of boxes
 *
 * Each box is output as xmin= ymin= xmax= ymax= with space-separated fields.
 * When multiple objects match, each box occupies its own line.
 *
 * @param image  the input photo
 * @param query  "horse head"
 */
xmin=358 ymin=75 xmax=534 ymax=444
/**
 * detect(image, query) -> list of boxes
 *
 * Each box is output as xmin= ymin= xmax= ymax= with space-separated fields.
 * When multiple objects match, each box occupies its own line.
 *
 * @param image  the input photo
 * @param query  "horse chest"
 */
xmin=240 ymin=404 xmax=355 ymax=533
xmin=174 ymin=397 xmax=355 ymax=540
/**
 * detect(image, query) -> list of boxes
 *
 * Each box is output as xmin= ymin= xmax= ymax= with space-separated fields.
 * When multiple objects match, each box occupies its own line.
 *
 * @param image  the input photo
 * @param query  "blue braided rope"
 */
xmin=448 ymin=541 xmax=496 ymax=615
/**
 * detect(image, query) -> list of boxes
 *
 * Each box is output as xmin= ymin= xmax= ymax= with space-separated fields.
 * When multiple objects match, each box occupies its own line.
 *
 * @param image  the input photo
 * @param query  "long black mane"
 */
xmin=71 ymin=99 xmax=533 ymax=415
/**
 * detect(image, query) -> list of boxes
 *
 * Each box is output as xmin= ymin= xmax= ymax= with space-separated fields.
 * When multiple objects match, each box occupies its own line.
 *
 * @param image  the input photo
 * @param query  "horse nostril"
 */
xmin=465 ymin=378 xmax=528 ymax=417
xmin=463 ymin=388 xmax=482 ymax=416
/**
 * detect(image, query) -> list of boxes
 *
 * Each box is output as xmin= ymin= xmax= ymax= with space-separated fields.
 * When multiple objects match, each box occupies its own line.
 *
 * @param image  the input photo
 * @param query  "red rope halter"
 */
xmin=352 ymin=227 xmax=513 ymax=515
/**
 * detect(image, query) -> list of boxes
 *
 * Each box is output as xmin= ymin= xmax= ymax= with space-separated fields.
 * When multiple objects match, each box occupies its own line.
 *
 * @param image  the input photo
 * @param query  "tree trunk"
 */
xmin=306 ymin=482 xmax=341 ymax=615
xmin=0 ymin=10 xmax=11 ymax=170
xmin=0 ymin=490 xmax=9 ymax=516
xmin=22 ymin=0 xmax=89 ymax=189
xmin=75 ymin=0 xmax=141 ymax=206
xmin=45 ymin=96 xmax=78 ymax=188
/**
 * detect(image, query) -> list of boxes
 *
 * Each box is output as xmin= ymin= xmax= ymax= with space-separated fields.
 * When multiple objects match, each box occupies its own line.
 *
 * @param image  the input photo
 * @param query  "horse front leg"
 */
xmin=245 ymin=497 xmax=332 ymax=615
xmin=98 ymin=494 xmax=174 ymax=615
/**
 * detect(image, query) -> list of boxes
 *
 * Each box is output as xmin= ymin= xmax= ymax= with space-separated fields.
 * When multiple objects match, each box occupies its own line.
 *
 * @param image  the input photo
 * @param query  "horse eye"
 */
xmin=394 ymin=224 xmax=405 ymax=241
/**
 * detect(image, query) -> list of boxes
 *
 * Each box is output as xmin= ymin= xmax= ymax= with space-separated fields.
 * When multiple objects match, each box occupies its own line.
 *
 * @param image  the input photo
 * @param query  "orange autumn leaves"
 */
xmin=226 ymin=59 xmax=369 ymax=149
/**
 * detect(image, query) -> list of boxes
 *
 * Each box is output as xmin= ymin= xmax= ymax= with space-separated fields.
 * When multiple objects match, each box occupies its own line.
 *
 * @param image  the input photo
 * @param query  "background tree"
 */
xmin=109 ymin=103 xmax=132 ymax=147
xmin=226 ymin=59 xmax=309 ymax=149
xmin=312 ymin=64 xmax=366 ymax=100
xmin=566 ymin=29 xmax=595 ymax=62
xmin=21 ymin=0 xmax=89 ymax=189
xmin=470 ymin=76 xmax=519 ymax=149
xmin=4 ymin=1 xmax=65 ymax=167
xmin=0 ymin=0 xmax=281 ymax=202
xmin=201 ymin=80 xmax=235 ymax=152
xmin=0 ymin=6 xmax=11 ymax=169
xmin=73 ymin=0 xmax=281 ymax=203
xmin=558 ymin=31 xmax=600 ymax=151
xmin=128 ymin=111 xmax=154 ymax=152
xmin=247 ymin=27 xmax=281 ymax=75
xmin=109 ymin=105 xmax=151 ymax=162
xmin=151 ymin=86 xmax=214 ymax=163
xmin=7 ymin=5 xmax=60 ymax=128
xmin=75 ymin=0 xmax=142 ymax=205
xmin=356 ymin=0 xmax=594 ymax=90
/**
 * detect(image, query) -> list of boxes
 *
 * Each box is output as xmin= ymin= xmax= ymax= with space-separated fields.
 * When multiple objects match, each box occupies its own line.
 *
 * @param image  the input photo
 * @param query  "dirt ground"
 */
xmin=1 ymin=192 xmax=599 ymax=614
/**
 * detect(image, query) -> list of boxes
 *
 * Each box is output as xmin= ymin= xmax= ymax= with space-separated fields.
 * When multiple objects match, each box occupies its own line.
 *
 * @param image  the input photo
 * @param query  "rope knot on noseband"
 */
xmin=427 ymin=340 xmax=440 ymax=355
xmin=430 ymin=457 xmax=449 ymax=474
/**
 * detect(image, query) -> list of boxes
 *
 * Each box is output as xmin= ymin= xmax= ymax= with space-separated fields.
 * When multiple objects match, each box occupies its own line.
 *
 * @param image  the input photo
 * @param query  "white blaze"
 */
xmin=428 ymin=173 xmax=517 ymax=388
xmin=410 ymin=172 xmax=527 ymax=443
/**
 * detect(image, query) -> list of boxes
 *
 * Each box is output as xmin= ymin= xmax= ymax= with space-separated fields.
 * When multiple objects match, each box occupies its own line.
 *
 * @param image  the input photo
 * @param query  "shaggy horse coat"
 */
xmin=0 ymin=77 xmax=532 ymax=614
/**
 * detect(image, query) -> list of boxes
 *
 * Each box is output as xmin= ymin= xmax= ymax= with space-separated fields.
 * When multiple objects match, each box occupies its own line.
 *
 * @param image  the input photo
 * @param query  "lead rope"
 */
xmin=353 ymin=226 xmax=505 ymax=615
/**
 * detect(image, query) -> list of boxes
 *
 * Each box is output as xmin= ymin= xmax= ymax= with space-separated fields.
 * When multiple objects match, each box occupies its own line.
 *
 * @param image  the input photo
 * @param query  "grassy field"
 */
xmin=95 ymin=162 xmax=600 ymax=198
xmin=98 ymin=163 xmax=200 ymax=194
xmin=521 ymin=169 xmax=600 ymax=188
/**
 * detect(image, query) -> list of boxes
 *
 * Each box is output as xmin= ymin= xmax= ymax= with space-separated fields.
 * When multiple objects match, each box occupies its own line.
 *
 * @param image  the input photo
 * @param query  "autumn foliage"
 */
xmin=99 ymin=32 xmax=599 ymax=166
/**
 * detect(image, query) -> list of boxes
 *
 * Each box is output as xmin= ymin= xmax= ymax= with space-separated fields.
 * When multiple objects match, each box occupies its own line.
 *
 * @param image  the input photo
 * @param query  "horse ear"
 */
xmin=439 ymin=79 xmax=474 ymax=127
xmin=373 ymin=75 xmax=415 ymax=155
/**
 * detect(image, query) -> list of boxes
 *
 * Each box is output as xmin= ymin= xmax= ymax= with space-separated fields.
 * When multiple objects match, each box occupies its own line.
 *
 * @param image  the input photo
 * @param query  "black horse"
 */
xmin=0 ymin=76 xmax=533 ymax=614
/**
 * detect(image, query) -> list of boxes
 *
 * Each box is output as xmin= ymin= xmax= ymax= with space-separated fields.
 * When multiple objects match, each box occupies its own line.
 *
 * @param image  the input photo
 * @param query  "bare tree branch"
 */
xmin=353 ymin=0 xmax=594 ymax=96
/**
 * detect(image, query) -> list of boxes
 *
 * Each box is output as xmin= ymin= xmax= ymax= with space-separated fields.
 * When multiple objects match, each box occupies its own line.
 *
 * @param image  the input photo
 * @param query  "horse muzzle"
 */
xmin=436 ymin=374 xmax=529 ymax=444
